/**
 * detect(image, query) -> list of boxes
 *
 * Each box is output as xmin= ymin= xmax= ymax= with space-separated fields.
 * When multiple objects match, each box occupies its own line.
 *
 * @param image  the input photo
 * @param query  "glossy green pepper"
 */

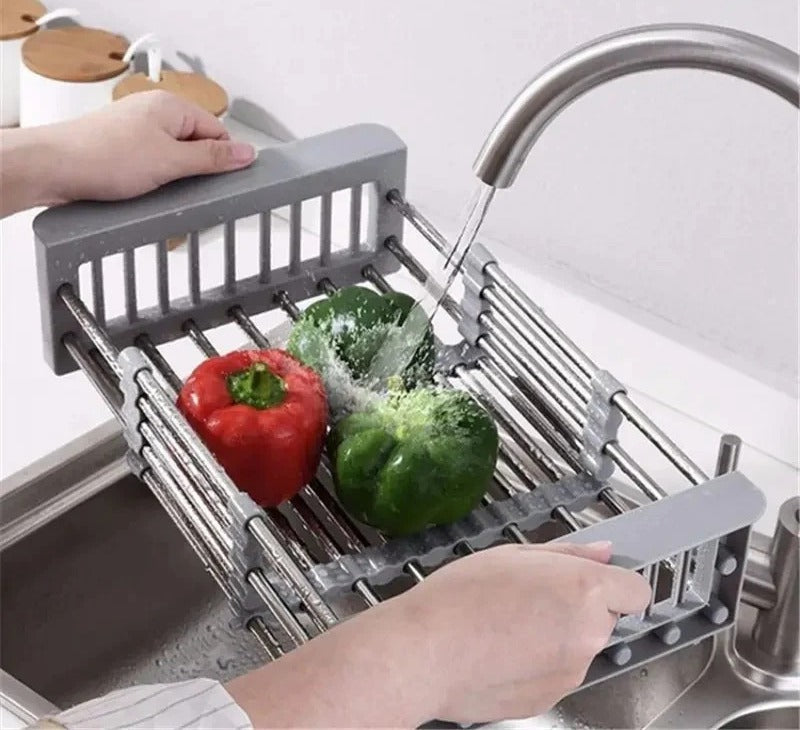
xmin=328 ymin=385 xmax=499 ymax=536
xmin=286 ymin=286 xmax=435 ymax=394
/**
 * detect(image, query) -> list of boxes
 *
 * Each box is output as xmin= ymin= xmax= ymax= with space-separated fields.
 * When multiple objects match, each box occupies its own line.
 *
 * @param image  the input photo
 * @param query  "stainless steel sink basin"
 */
xmin=0 ymin=474 xmax=267 ymax=710
xmin=718 ymin=705 xmax=800 ymax=729
xmin=1 ymin=425 xmax=798 ymax=728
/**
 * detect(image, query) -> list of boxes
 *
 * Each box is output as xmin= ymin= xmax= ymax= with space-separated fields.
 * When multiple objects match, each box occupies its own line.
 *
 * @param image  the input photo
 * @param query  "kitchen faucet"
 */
xmin=473 ymin=24 xmax=799 ymax=188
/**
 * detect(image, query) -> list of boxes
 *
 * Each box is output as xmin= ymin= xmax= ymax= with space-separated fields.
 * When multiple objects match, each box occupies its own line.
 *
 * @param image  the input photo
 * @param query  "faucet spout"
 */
xmin=474 ymin=24 xmax=799 ymax=188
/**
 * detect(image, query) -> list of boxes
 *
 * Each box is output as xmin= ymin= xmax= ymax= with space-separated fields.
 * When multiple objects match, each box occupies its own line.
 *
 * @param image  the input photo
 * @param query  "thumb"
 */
xmin=522 ymin=540 xmax=613 ymax=564
xmin=167 ymin=138 xmax=256 ymax=180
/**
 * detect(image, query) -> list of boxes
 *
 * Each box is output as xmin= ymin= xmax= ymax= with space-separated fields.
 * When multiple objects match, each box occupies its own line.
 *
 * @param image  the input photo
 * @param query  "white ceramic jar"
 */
xmin=19 ymin=24 xmax=130 ymax=127
xmin=0 ymin=0 xmax=61 ymax=127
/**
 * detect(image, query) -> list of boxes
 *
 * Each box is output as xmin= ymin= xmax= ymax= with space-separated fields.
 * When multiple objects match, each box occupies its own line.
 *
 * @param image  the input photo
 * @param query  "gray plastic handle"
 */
xmin=34 ymin=123 xmax=407 ymax=374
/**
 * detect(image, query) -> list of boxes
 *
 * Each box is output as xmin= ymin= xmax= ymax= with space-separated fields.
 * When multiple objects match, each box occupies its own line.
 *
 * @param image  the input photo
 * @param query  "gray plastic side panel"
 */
xmin=552 ymin=472 xmax=765 ymax=567
xmin=35 ymin=123 xmax=407 ymax=374
xmin=308 ymin=474 xmax=606 ymax=598
xmin=553 ymin=472 xmax=764 ymax=688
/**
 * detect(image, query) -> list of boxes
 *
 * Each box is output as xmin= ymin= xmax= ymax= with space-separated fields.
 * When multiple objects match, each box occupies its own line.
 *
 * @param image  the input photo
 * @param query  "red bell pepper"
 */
xmin=177 ymin=349 xmax=328 ymax=507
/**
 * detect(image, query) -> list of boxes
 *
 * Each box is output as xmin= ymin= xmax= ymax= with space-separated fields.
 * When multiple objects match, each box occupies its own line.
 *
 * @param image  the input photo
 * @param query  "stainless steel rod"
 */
xmin=135 ymin=335 xmax=182 ymax=395
xmin=230 ymin=306 xmax=271 ymax=349
xmin=246 ymin=569 xmax=311 ymax=646
xmin=613 ymin=394 xmax=708 ymax=485
xmin=139 ymin=401 xmax=232 ymax=526
xmin=247 ymin=616 xmax=284 ymax=660
xmin=482 ymin=314 xmax=587 ymax=423
xmin=479 ymin=334 xmax=584 ymax=442
xmin=301 ymin=483 xmax=367 ymax=555
xmin=478 ymin=359 xmax=583 ymax=472
xmin=248 ymin=518 xmax=338 ymax=630
xmin=453 ymin=367 xmax=557 ymax=486
xmin=553 ymin=505 xmax=581 ymax=532
xmin=386 ymin=189 xmax=450 ymax=255
xmin=483 ymin=285 xmax=590 ymax=399
xmin=183 ymin=319 xmax=217 ymax=357
xmin=64 ymin=335 xmax=232 ymax=595
xmin=380 ymin=238 xmax=463 ymax=321
xmin=485 ymin=266 xmax=708 ymax=486
xmin=405 ymin=561 xmax=426 ymax=583
xmin=60 ymin=285 xmax=122 ymax=376
xmin=715 ymin=434 xmax=742 ymax=476
xmin=142 ymin=439 xmax=234 ymax=572
xmin=141 ymin=470 xmax=232 ymax=596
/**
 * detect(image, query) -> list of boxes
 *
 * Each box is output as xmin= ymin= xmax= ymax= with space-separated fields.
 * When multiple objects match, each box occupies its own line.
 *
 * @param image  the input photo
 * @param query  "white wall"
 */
xmin=61 ymin=0 xmax=799 ymax=395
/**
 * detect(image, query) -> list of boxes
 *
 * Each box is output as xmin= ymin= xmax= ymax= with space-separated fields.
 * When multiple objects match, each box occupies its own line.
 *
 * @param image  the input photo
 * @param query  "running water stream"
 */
xmin=364 ymin=183 xmax=497 ymax=388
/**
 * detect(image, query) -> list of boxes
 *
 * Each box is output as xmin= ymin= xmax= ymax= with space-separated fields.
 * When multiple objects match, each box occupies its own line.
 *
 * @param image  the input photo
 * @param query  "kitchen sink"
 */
xmin=0 ymin=475 xmax=267 ymax=710
xmin=718 ymin=705 xmax=800 ymax=729
xmin=1 ymin=426 xmax=798 ymax=728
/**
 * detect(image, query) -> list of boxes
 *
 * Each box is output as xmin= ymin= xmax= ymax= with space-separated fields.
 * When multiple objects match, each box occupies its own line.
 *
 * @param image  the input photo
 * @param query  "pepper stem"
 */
xmin=228 ymin=361 xmax=287 ymax=409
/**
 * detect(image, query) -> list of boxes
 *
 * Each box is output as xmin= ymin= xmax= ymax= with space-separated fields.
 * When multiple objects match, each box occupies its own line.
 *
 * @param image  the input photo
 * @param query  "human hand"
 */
xmin=396 ymin=541 xmax=652 ymax=724
xmin=42 ymin=90 xmax=255 ymax=206
xmin=225 ymin=541 xmax=651 ymax=729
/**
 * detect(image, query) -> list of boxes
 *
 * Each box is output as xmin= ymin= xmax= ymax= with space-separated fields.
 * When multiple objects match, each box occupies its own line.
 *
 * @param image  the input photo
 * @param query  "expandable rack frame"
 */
xmin=33 ymin=124 xmax=764 ymax=691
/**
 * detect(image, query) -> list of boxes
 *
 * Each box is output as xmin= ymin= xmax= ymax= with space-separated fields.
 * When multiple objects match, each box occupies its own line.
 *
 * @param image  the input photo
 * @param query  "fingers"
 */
xmin=522 ymin=540 xmax=613 ymax=564
xmin=601 ymin=564 xmax=653 ymax=615
xmin=178 ymin=104 xmax=230 ymax=141
xmin=166 ymin=138 xmax=256 ymax=182
xmin=146 ymin=90 xmax=230 ymax=141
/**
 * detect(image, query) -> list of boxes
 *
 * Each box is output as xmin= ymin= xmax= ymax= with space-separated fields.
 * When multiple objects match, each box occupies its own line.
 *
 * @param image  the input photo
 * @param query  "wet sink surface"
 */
xmin=0 ymin=476 xmax=267 ymax=710
xmin=0 ymin=474 xmax=714 ymax=726
xmin=3 ymin=474 xmax=798 ymax=729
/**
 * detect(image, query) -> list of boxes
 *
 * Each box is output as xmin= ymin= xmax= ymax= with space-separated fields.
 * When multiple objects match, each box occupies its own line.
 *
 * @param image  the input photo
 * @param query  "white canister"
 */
xmin=20 ymin=25 xmax=130 ymax=127
xmin=0 ymin=0 xmax=47 ymax=127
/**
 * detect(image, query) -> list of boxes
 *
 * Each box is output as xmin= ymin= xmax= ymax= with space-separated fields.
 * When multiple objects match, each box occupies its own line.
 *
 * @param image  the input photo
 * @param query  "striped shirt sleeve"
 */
xmin=32 ymin=678 xmax=253 ymax=730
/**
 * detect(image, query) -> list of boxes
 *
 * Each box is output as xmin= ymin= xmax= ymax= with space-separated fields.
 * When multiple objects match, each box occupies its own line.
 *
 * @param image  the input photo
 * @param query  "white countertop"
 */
xmin=1 ymin=123 xmax=797 ymax=538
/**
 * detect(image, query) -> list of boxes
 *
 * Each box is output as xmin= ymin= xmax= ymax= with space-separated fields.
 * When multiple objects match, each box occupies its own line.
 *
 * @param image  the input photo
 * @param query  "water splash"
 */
xmin=365 ymin=183 xmax=496 ymax=387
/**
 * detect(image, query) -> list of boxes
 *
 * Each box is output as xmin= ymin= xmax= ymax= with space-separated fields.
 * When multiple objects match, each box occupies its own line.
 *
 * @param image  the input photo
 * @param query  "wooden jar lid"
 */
xmin=113 ymin=70 xmax=229 ymax=117
xmin=1 ymin=0 xmax=46 ymax=41
xmin=22 ymin=26 xmax=129 ymax=82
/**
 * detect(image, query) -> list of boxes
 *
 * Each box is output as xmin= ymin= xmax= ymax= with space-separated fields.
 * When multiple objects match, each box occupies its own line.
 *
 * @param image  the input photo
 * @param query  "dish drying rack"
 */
xmin=33 ymin=123 xmax=765 ymax=691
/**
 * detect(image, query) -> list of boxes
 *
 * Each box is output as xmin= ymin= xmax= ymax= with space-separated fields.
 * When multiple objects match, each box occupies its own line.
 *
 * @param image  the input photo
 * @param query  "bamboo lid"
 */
xmin=1 ymin=0 xmax=46 ymax=41
xmin=22 ymin=26 xmax=129 ymax=82
xmin=113 ymin=70 xmax=229 ymax=117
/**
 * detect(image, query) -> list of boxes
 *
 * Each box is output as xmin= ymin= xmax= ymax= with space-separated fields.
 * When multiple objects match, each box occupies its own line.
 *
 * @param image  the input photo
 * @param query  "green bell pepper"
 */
xmin=287 ymin=286 xmax=435 ymax=395
xmin=328 ymin=385 xmax=499 ymax=536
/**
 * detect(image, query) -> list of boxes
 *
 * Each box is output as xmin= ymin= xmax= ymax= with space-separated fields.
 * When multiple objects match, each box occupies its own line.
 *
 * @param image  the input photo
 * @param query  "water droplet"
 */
xmin=639 ymin=667 xmax=649 ymax=678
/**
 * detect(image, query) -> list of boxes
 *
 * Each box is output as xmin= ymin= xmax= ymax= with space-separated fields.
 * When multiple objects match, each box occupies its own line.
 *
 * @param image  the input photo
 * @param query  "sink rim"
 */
xmin=713 ymin=699 xmax=800 ymax=729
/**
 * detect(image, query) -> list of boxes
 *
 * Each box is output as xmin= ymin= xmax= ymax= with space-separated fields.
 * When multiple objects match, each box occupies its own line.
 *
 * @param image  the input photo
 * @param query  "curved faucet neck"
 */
xmin=474 ymin=23 xmax=799 ymax=188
